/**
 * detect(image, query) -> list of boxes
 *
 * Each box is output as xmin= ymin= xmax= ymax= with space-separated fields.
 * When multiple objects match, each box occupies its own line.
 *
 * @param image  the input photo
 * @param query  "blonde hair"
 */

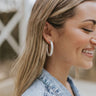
xmin=15 ymin=0 xmax=94 ymax=96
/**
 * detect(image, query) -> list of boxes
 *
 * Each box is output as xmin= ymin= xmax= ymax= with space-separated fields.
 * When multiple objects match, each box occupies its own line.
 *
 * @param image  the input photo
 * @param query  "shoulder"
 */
xmin=22 ymin=79 xmax=45 ymax=96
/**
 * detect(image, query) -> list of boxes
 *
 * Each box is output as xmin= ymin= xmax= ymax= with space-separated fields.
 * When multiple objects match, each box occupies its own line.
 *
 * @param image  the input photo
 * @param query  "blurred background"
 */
xmin=0 ymin=0 xmax=96 ymax=96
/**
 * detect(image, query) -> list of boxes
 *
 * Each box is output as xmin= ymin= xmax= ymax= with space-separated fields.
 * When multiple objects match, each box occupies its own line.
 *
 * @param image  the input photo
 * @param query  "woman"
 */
xmin=15 ymin=0 xmax=96 ymax=96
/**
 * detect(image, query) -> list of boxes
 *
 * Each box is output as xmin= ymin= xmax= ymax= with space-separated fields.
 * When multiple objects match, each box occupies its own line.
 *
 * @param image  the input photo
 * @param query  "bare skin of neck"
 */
xmin=44 ymin=56 xmax=74 ymax=96
xmin=66 ymin=82 xmax=75 ymax=96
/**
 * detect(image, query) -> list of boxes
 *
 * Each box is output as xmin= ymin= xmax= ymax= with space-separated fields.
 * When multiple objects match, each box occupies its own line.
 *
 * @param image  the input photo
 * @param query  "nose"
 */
xmin=90 ymin=37 xmax=96 ymax=48
xmin=90 ymin=30 xmax=96 ymax=47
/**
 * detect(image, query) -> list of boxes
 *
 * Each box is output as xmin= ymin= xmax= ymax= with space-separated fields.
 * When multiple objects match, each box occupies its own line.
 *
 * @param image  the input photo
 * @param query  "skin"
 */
xmin=43 ymin=1 xmax=96 ymax=96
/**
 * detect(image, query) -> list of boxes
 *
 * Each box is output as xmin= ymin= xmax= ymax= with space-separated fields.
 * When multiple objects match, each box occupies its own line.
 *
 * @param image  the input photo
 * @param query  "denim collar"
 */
xmin=39 ymin=69 xmax=80 ymax=96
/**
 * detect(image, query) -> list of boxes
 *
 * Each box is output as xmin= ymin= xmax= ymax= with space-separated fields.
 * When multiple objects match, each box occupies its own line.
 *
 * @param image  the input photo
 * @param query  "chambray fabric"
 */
xmin=22 ymin=69 xmax=80 ymax=96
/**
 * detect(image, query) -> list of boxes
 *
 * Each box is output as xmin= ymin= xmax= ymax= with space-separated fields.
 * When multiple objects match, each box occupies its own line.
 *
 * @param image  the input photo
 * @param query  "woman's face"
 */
xmin=55 ymin=1 xmax=96 ymax=69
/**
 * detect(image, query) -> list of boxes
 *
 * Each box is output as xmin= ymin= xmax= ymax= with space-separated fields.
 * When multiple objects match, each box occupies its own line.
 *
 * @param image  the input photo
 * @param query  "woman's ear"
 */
xmin=42 ymin=22 xmax=54 ymax=44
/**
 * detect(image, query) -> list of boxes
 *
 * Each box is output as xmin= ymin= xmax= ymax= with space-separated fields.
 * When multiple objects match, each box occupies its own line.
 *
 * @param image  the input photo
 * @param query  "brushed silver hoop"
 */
xmin=47 ymin=40 xmax=54 ymax=56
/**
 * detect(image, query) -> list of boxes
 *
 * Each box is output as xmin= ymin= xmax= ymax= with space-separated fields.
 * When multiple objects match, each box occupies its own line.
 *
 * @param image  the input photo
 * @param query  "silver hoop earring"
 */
xmin=47 ymin=40 xmax=54 ymax=56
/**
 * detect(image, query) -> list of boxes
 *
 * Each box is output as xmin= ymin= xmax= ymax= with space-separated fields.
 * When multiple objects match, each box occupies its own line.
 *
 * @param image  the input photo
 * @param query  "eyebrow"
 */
xmin=82 ymin=19 xmax=96 ymax=25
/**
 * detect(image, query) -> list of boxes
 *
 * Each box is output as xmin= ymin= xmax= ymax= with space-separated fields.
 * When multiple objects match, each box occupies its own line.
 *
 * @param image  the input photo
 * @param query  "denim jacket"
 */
xmin=22 ymin=69 xmax=80 ymax=96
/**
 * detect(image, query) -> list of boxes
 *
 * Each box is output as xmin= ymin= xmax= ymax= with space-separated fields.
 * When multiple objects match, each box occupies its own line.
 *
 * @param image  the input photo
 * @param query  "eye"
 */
xmin=82 ymin=28 xmax=93 ymax=32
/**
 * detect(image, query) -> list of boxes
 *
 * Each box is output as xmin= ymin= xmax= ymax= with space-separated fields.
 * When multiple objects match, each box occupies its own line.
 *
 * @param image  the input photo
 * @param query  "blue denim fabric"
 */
xmin=22 ymin=69 xmax=80 ymax=96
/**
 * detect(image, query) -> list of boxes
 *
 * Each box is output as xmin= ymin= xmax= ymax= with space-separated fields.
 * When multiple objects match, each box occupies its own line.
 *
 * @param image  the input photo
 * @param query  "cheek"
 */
xmin=71 ymin=31 xmax=90 ymax=48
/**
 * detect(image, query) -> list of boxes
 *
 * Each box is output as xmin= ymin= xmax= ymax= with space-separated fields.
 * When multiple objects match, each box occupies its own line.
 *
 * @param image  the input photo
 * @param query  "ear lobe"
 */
xmin=42 ymin=22 xmax=52 ymax=44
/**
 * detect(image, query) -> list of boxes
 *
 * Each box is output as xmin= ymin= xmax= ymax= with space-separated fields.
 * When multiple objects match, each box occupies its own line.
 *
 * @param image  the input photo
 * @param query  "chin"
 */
xmin=81 ymin=62 xmax=93 ymax=70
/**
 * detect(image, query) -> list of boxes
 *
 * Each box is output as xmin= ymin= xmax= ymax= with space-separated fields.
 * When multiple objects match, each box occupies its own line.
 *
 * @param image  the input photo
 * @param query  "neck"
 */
xmin=44 ymin=56 xmax=72 ymax=87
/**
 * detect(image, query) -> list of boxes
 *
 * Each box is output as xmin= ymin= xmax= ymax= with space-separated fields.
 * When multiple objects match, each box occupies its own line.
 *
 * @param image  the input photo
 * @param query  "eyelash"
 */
xmin=82 ymin=28 xmax=93 ymax=32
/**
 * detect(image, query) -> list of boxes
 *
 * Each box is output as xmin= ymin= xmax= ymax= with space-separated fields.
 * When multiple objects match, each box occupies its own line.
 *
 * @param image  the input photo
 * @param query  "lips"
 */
xmin=82 ymin=48 xmax=95 ymax=57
